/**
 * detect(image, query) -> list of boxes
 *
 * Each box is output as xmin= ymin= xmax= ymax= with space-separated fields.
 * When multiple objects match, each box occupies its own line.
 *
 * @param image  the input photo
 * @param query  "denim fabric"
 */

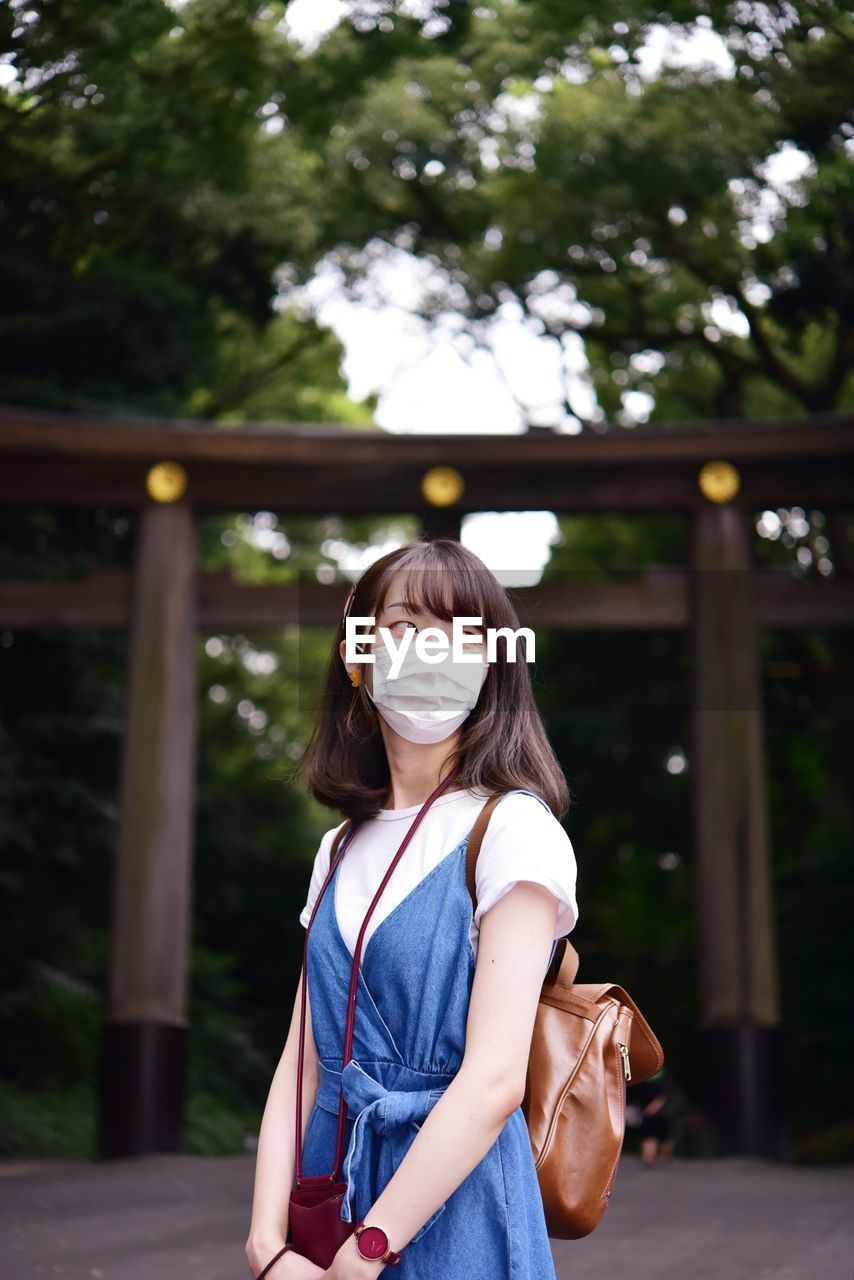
xmin=302 ymin=789 xmax=558 ymax=1278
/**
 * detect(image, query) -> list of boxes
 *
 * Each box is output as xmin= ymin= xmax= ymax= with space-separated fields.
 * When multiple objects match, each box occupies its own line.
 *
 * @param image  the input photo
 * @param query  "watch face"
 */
xmin=357 ymin=1225 xmax=389 ymax=1259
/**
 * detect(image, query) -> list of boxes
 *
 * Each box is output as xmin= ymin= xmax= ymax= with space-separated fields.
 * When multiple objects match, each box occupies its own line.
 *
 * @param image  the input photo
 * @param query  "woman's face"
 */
xmin=341 ymin=566 xmax=487 ymax=693
xmin=371 ymin=567 xmax=486 ymax=686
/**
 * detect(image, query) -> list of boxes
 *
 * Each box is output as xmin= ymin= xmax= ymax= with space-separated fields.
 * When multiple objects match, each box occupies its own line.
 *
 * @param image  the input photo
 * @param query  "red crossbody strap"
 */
xmin=293 ymin=816 xmax=359 ymax=1183
xmin=254 ymin=1242 xmax=293 ymax=1279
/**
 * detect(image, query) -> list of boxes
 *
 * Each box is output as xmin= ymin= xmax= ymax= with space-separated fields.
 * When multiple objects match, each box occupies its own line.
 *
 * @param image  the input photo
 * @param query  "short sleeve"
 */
xmin=473 ymin=792 xmax=579 ymax=939
xmin=298 ymin=823 xmax=345 ymax=929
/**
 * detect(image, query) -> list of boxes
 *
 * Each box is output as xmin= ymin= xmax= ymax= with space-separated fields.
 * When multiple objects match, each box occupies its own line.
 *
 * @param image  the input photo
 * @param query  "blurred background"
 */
xmin=0 ymin=0 xmax=852 ymax=1252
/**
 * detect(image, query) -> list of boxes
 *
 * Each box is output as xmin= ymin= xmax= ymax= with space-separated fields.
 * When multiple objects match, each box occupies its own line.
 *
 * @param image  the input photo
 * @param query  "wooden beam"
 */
xmin=1 ymin=454 xmax=851 ymax=512
xmin=1 ymin=567 xmax=852 ymax=631
xmin=0 ymin=569 xmax=131 ymax=627
xmin=1 ymin=406 xmax=853 ymax=512
xmin=2 ymin=403 xmax=853 ymax=464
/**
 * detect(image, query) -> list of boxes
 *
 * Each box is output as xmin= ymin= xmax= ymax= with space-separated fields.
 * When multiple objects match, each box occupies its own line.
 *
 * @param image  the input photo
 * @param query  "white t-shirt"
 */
xmin=298 ymin=787 xmax=579 ymax=961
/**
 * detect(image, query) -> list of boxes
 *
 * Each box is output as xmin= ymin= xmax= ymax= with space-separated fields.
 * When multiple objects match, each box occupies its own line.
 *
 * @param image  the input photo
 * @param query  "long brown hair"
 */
xmin=295 ymin=537 xmax=571 ymax=823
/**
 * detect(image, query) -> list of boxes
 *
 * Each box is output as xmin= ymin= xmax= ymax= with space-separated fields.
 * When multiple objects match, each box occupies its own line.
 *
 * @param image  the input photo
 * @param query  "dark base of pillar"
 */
xmin=693 ymin=1021 xmax=789 ymax=1159
xmin=98 ymin=1020 xmax=188 ymax=1158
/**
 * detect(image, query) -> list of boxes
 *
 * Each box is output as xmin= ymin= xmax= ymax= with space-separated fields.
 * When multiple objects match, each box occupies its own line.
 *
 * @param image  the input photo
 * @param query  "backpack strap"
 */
xmin=330 ymin=818 xmax=352 ymax=862
xmin=465 ymin=792 xmax=505 ymax=912
xmin=464 ymin=792 xmax=580 ymax=983
xmin=325 ymin=819 xmax=355 ymax=886
xmin=464 ymin=789 xmax=552 ymax=911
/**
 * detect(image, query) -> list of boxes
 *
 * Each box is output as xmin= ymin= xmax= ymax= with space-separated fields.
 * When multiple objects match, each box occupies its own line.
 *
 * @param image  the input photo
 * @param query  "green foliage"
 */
xmin=2 ymin=505 xmax=851 ymax=1158
xmin=0 ymin=1080 xmax=98 ymax=1158
xmin=3 ymin=2 xmax=851 ymax=422
xmin=1 ymin=0 xmax=851 ymax=1164
xmin=763 ymin=626 xmax=854 ymax=1159
xmin=8 ymin=968 xmax=102 ymax=1089
xmin=270 ymin=1 xmax=853 ymax=422
xmin=548 ymin=512 xmax=688 ymax=575
xmin=0 ymin=0 xmax=369 ymax=420
xmin=535 ymin=621 xmax=698 ymax=1091
xmin=184 ymin=1089 xmax=260 ymax=1156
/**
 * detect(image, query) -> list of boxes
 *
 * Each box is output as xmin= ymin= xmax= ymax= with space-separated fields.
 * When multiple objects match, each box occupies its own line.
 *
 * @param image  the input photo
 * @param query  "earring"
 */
xmin=349 ymin=667 xmax=361 ymax=688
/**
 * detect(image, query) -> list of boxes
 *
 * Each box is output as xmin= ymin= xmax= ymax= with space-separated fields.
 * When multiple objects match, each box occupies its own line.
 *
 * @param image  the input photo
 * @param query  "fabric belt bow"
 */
xmin=317 ymin=1059 xmax=451 ymax=1244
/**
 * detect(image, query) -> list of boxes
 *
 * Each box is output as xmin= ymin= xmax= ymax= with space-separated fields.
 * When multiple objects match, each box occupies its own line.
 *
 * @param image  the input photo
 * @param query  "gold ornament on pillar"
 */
xmin=698 ymin=459 xmax=740 ymax=504
xmin=421 ymin=465 xmax=464 ymax=507
xmin=146 ymin=461 xmax=188 ymax=504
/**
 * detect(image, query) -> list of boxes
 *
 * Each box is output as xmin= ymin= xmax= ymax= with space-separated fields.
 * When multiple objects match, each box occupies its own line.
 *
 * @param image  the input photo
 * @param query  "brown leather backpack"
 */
xmin=465 ymin=792 xmax=665 ymax=1239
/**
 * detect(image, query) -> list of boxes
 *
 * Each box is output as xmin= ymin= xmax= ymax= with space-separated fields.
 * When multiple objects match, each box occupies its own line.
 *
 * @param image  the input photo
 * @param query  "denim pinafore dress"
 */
xmin=301 ymin=789 xmax=559 ymax=1279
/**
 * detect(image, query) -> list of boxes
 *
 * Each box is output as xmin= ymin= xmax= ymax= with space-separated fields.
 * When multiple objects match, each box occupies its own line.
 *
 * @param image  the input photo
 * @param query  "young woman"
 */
xmin=246 ymin=538 xmax=579 ymax=1280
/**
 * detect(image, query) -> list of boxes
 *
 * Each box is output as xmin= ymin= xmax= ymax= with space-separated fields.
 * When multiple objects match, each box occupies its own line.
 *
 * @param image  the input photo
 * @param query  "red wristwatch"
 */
xmin=354 ymin=1220 xmax=402 ymax=1266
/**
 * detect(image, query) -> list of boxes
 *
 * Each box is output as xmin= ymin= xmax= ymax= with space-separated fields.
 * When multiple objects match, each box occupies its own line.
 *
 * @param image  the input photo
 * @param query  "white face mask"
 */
xmin=365 ymin=638 xmax=489 ymax=744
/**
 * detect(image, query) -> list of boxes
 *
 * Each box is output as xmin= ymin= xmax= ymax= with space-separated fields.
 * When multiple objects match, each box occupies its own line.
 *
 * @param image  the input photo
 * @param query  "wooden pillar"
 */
xmin=421 ymin=508 xmax=463 ymax=540
xmin=689 ymin=501 xmax=786 ymax=1158
xmin=98 ymin=501 xmax=198 ymax=1157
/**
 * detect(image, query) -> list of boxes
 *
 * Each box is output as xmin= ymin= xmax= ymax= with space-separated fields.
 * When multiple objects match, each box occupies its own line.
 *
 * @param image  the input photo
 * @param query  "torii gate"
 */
xmin=1 ymin=404 xmax=852 ymax=1162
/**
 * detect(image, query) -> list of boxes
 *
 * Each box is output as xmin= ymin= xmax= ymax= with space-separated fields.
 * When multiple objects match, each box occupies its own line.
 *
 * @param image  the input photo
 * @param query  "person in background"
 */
xmin=627 ymin=1065 xmax=674 ymax=1164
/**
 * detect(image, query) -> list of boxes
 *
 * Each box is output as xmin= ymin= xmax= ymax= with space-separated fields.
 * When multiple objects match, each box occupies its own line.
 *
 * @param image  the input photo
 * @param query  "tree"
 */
xmin=271 ymin=0 xmax=854 ymax=424
xmin=0 ymin=0 xmax=373 ymax=421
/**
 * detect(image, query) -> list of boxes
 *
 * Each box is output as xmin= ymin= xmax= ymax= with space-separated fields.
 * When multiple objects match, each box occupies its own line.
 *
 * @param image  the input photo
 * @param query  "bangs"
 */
xmin=375 ymin=554 xmax=492 ymax=625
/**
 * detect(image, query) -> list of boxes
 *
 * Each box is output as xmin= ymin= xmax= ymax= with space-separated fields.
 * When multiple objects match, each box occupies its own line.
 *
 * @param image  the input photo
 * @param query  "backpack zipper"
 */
xmin=619 ymin=1042 xmax=632 ymax=1081
xmin=604 ymin=1040 xmax=630 ymax=1199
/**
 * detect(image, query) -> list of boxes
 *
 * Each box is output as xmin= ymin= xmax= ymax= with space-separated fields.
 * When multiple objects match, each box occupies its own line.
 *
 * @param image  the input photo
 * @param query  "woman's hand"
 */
xmin=274 ymin=1253 xmax=326 ymax=1279
xmin=246 ymin=1237 xmax=325 ymax=1279
xmin=321 ymin=1235 xmax=386 ymax=1279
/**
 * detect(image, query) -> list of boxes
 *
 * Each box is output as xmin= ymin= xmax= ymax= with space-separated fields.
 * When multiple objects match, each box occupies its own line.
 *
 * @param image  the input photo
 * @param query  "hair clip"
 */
xmin=341 ymin=583 xmax=357 ymax=624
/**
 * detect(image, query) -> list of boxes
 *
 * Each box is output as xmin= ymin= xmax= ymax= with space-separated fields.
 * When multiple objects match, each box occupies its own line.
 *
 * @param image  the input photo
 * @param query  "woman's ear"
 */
xmin=340 ymin=636 xmax=369 ymax=684
xmin=339 ymin=637 xmax=356 ymax=681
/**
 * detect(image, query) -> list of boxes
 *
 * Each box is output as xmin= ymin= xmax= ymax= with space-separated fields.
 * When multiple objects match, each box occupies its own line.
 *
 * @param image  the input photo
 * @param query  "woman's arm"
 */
xmin=324 ymin=880 xmax=560 ymax=1278
xmin=245 ymin=961 xmax=322 ymax=1276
